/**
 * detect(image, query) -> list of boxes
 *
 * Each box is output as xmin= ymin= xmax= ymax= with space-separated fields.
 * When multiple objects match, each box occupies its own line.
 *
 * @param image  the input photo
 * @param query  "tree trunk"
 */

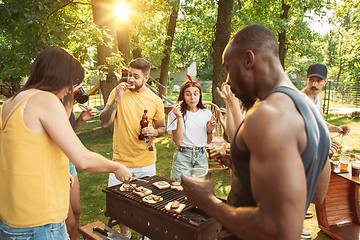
xmin=336 ymin=45 xmax=343 ymax=90
xmin=132 ymin=33 xmax=142 ymax=59
xmin=278 ymin=0 xmax=290 ymax=69
xmin=91 ymin=0 xmax=119 ymax=104
xmin=212 ymin=0 xmax=234 ymax=108
xmin=117 ymin=24 xmax=131 ymax=64
xmin=159 ymin=0 xmax=180 ymax=98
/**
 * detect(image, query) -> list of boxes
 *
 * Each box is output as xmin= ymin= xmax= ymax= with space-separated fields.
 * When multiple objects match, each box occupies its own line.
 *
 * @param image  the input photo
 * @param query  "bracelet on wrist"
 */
xmin=207 ymin=131 xmax=212 ymax=135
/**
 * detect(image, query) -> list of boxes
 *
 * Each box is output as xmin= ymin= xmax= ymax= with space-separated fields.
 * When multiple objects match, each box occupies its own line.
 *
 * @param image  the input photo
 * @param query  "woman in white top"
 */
xmin=167 ymin=76 xmax=216 ymax=181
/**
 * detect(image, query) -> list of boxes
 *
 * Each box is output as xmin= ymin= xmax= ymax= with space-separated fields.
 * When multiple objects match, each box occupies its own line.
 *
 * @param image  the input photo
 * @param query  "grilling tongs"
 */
xmin=93 ymin=226 xmax=124 ymax=240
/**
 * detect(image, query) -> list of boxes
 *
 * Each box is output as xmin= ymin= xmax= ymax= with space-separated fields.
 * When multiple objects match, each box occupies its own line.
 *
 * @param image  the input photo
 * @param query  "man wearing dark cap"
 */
xmin=301 ymin=63 xmax=351 ymax=135
xmin=300 ymin=63 xmax=350 ymax=238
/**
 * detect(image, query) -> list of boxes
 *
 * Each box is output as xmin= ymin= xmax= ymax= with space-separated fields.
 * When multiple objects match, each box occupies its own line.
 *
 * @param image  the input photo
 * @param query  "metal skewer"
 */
xmin=78 ymin=103 xmax=90 ymax=111
xmin=128 ymin=182 xmax=137 ymax=191
xmin=131 ymin=177 xmax=149 ymax=183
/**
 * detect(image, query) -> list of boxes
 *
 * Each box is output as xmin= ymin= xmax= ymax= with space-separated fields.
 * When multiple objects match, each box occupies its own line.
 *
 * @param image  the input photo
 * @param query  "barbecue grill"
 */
xmin=103 ymin=175 xmax=222 ymax=240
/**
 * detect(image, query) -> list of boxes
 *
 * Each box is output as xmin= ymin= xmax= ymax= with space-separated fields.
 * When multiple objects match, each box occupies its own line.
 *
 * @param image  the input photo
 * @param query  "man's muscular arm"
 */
xmin=99 ymin=99 xmax=119 ymax=128
xmin=141 ymin=119 xmax=165 ymax=138
xmin=155 ymin=126 xmax=165 ymax=137
xmin=311 ymin=159 xmax=330 ymax=205
xmin=154 ymin=119 xmax=166 ymax=137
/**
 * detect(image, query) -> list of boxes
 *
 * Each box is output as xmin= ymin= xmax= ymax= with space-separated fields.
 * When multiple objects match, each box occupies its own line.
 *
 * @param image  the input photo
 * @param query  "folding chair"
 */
xmin=203 ymin=101 xmax=229 ymax=171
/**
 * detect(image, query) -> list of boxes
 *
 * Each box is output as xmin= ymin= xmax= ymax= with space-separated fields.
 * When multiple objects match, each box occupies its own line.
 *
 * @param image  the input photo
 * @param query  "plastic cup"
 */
xmin=340 ymin=154 xmax=351 ymax=171
xmin=352 ymin=162 xmax=360 ymax=177
xmin=183 ymin=168 xmax=207 ymax=179
xmin=330 ymin=161 xmax=340 ymax=172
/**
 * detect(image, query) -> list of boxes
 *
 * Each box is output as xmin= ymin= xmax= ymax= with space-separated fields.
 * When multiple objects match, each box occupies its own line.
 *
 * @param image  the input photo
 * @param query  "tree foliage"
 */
xmin=330 ymin=1 xmax=360 ymax=84
xmin=0 ymin=0 xmax=359 ymax=101
xmin=0 ymin=0 xmax=103 ymax=96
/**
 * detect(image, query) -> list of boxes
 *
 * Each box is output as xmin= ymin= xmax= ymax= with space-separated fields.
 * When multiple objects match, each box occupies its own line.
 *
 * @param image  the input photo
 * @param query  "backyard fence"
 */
xmin=323 ymin=81 xmax=360 ymax=114
xmin=291 ymin=79 xmax=360 ymax=114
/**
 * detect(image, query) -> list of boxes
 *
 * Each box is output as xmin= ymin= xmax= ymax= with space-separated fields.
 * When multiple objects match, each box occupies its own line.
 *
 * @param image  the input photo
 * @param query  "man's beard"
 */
xmin=130 ymin=86 xmax=140 ymax=92
xmin=231 ymin=73 xmax=256 ymax=110
xmin=129 ymin=82 xmax=144 ymax=92
xmin=311 ymin=86 xmax=320 ymax=91
xmin=307 ymin=86 xmax=320 ymax=96
xmin=240 ymin=94 xmax=256 ymax=110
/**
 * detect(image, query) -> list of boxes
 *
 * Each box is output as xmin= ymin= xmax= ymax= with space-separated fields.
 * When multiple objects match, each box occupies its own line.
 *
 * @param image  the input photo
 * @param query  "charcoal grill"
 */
xmin=103 ymin=175 xmax=221 ymax=240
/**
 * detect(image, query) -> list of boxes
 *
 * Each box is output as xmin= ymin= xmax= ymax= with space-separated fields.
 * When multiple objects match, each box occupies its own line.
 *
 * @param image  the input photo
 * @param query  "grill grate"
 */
xmin=103 ymin=175 xmax=222 ymax=240
xmin=105 ymin=175 xmax=209 ymax=226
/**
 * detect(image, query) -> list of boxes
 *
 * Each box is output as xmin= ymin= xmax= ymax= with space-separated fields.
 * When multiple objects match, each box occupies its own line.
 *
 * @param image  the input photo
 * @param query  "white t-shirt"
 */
xmin=167 ymin=108 xmax=212 ymax=148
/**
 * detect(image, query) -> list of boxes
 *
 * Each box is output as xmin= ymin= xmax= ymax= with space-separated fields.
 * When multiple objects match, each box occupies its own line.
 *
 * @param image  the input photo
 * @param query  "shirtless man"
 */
xmin=181 ymin=24 xmax=331 ymax=240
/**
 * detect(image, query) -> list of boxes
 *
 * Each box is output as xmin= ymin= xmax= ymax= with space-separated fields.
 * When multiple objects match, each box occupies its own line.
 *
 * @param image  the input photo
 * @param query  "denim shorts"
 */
xmin=69 ymin=161 xmax=77 ymax=178
xmin=0 ymin=219 xmax=68 ymax=240
xmin=170 ymin=146 xmax=208 ymax=182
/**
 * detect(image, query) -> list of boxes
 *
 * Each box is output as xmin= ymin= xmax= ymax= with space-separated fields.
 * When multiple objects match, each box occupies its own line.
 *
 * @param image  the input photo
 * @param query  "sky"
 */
xmin=305 ymin=9 xmax=335 ymax=35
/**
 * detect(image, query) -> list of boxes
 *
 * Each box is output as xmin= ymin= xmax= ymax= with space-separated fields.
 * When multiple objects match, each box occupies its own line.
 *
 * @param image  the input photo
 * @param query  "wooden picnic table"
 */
xmin=316 ymin=171 xmax=360 ymax=240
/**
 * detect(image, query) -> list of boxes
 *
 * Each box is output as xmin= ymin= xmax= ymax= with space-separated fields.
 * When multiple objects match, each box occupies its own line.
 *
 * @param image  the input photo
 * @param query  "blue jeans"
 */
xmin=170 ymin=146 xmax=208 ymax=182
xmin=0 ymin=219 xmax=68 ymax=240
xmin=69 ymin=161 xmax=77 ymax=178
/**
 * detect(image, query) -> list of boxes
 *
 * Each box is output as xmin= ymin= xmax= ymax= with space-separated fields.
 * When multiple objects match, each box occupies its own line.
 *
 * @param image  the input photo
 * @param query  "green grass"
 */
xmin=75 ymin=100 xmax=358 ymax=239
xmin=329 ymin=100 xmax=359 ymax=109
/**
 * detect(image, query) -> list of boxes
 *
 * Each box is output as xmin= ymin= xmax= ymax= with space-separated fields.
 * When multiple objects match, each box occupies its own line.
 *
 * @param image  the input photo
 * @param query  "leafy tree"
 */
xmin=159 ymin=0 xmax=180 ymax=97
xmin=91 ymin=0 xmax=123 ymax=104
xmin=0 ymin=0 xmax=102 ymax=96
xmin=330 ymin=2 xmax=360 ymax=85
xmin=212 ymin=0 xmax=234 ymax=107
xmin=172 ymin=0 xmax=217 ymax=77
xmin=176 ymin=0 xmax=332 ymax=106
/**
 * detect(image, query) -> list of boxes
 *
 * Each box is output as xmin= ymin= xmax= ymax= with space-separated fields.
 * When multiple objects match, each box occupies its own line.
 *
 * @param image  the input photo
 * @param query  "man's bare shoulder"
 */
xmin=243 ymin=92 xmax=306 ymax=148
xmin=235 ymin=92 xmax=307 ymax=171
xmin=246 ymin=92 xmax=298 ymax=124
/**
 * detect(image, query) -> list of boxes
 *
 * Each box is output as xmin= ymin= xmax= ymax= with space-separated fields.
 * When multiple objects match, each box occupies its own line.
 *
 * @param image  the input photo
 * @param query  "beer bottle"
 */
xmin=139 ymin=110 xmax=149 ymax=142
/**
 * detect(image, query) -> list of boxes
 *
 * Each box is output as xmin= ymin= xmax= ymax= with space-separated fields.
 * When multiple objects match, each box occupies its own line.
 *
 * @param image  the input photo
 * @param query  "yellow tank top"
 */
xmin=0 ymin=91 xmax=69 ymax=228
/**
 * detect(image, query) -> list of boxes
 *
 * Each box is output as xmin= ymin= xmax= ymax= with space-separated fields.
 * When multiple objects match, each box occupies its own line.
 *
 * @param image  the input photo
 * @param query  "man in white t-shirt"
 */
xmin=300 ymin=63 xmax=350 ymax=239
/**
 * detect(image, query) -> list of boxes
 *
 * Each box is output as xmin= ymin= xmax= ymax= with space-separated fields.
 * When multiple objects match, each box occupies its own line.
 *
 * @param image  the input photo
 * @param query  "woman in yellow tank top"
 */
xmin=0 ymin=46 xmax=131 ymax=240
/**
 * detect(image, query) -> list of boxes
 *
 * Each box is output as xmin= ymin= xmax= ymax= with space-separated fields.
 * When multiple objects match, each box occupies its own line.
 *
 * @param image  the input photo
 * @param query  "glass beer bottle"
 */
xmin=138 ymin=109 xmax=149 ymax=142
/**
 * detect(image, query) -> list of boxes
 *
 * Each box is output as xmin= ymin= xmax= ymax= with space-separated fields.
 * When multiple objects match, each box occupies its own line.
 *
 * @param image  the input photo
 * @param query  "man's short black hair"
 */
xmin=230 ymin=24 xmax=279 ymax=60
